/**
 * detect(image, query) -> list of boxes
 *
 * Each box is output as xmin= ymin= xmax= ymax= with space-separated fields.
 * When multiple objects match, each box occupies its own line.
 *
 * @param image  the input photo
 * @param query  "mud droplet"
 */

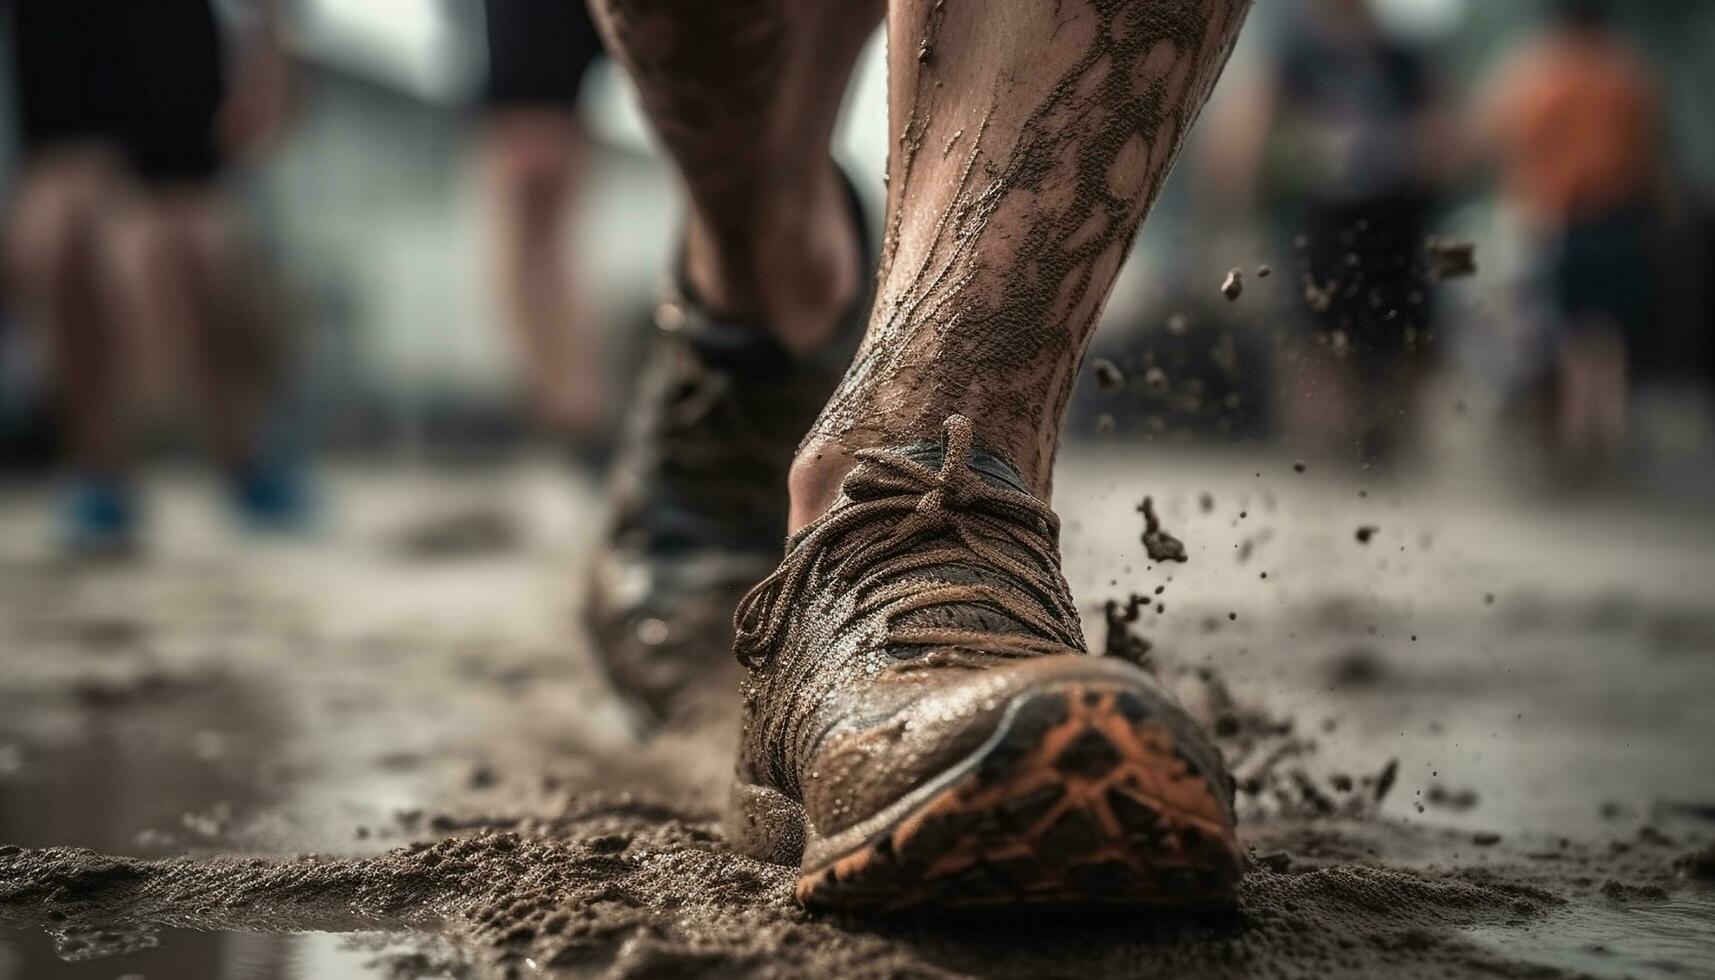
xmin=1374 ymin=758 xmax=1399 ymax=803
xmin=1221 ymin=269 xmax=1244 ymax=301
xmin=1303 ymin=280 xmax=1334 ymax=314
xmin=1137 ymin=497 xmax=1187 ymax=564
xmin=1102 ymin=596 xmax=1155 ymax=670
xmin=1092 ymin=358 xmax=1126 ymax=394
xmin=1255 ymin=852 xmax=1292 ymax=872
xmin=1425 ymin=237 xmax=1477 ymax=282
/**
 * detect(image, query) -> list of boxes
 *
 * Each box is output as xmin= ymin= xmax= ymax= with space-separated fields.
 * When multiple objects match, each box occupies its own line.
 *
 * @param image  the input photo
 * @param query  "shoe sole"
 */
xmin=736 ymin=683 xmax=1244 ymax=913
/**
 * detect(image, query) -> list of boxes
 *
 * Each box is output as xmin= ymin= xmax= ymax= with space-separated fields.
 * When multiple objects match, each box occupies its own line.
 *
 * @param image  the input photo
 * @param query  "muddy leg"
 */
xmin=791 ymin=0 xmax=1250 ymax=528
xmin=587 ymin=0 xmax=880 ymax=354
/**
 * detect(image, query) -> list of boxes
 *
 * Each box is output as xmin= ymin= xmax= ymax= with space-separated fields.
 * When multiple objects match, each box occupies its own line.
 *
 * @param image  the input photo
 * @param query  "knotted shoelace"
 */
xmin=732 ymin=415 xmax=1083 ymax=670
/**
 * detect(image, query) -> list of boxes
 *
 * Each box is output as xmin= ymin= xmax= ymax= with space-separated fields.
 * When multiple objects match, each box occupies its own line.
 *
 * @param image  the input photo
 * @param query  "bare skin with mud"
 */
xmin=799 ymin=0 xmax=1250 ymax=509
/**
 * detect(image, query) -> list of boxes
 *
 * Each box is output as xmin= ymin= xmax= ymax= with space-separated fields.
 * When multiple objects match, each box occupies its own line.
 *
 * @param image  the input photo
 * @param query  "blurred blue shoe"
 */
xmin=228 ymin=457 xmax=313 ymax=533
xmin=61 ymin=476 xmax=140 ymax=558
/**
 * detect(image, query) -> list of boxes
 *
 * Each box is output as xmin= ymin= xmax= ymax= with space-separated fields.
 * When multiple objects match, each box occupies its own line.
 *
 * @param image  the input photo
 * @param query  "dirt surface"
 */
xmin=2 ymin=457 xmax=1713 ymax=978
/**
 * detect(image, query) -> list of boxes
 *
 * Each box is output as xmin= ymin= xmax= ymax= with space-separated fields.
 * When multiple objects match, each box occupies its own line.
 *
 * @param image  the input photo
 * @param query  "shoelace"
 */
xmin=733 ymin=415 xmax=1083 ymax=669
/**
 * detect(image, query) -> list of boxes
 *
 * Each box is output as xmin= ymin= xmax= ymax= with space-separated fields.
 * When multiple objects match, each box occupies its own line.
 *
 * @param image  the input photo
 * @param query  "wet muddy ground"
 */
xmin=1 ymin=453 xmax=1712 ymax=978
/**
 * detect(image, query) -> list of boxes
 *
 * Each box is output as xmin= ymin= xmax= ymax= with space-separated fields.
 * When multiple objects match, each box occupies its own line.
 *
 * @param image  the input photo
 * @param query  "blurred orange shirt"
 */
xmin=1486 ymin=33 xmax=1658 ymax=227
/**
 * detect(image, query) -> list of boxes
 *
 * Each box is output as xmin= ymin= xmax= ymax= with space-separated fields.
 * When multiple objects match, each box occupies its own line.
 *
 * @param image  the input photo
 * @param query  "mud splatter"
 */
xmin=1220 ymin=268 xmax=1243 ymax=301
xmin=1091 ymin=358 xmax=1127 ymax=395
xmin=1102 ymin=594 xmax=1156 ymax=670
xmin=1424 ymin=237 xmax=1477 ymax=283
xmin=1674 ymin=843 xmax=1715 ymax=880
xmin=1138 ymin=496 xmax=1188 ymax=563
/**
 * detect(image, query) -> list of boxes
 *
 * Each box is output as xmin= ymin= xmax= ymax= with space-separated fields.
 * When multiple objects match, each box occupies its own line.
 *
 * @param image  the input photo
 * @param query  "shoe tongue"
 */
xmin=782 ymin=440 xmax=1035 ymax=558
xmin=895 ymin=441 xmax=1032 ymax=496
xmin=878 ymin=441 xmax=1056 ymax=657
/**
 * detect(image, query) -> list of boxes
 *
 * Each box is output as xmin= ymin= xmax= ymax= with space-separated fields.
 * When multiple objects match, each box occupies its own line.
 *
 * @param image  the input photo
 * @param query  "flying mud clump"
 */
xmin=1137 ymin=496 xmax=1187 ymax=563
xmin=1091 ymin=358 xmax=1127 ymax=395
xmin=1220 ymin=268 xmax=1244 ymax=301
xmin=1425 ymin=237 xmax=1477 ymax=283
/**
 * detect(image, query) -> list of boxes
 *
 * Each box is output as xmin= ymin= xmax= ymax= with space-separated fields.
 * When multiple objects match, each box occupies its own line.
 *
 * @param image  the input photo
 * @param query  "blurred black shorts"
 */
xmin=483 ymin=0 xmax=605 ymax=110
xmin=1552 ymin=204 xmax=1657 ymax=343
xmin=1297 ymin=190 xmax=1436 ymax=357
xmin=9 ymin=0 xmax=226 ymax=184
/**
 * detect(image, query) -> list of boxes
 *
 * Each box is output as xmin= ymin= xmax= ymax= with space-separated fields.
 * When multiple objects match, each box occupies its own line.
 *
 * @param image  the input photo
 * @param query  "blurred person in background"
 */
xmin=479 ymin=0 xmax=608 ymax=444
xmin=1480 ymin=0 xmax=1662 ymax=475
xmin=3 ymin=0 xmax=300 ymax=555
xmin=1203 ymin=0 xmax=1456 ymax=464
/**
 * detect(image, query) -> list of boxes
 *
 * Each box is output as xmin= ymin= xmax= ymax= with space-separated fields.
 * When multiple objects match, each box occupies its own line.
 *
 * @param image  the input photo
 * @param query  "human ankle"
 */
xmin=785 ymin=413 xmax=1059 ymax=533
xmin=786 ymin=438 xmax=859 ymax=533
xmin=681 ymin=165 xmax=860 ymax=357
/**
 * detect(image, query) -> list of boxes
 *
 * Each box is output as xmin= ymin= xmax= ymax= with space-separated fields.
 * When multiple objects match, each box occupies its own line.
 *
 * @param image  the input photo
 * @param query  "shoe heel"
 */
xmin=726 ymin=779 xmax=806 ymax=866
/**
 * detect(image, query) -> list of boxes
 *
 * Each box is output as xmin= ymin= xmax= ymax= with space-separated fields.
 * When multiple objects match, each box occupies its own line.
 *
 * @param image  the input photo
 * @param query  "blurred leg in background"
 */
xmin=1549 ymin=204 xmax=1656 ymax=475
xmin=4 ymin=0 xmax=301 ymax=553
xmin=5 ymin=149 xmax=134 ymax=552
xmin=481 ymin=0 xmax=608 ymax=441
xmin=1482 ymin=2 xmax=1662 ymax=478
xmin=589 ymin=0 xmax=876 ymax=354
xmin=581 ymin=0 xmax=881 ymax=720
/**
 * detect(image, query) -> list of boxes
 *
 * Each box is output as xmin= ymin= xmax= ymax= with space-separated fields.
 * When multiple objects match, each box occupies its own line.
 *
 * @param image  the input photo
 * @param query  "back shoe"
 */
xmin=584 ymin=171 xmax=871 ymax=723
xmin=726 ymin=416 xmax=1243 ymax=911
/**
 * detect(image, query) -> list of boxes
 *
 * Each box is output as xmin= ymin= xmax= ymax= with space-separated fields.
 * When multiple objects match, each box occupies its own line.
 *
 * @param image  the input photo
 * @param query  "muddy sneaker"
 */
xmin=585 ymin=175 xmax=869 ymax=723
xmin=727 ymin=415 xmax=1242 ymax=912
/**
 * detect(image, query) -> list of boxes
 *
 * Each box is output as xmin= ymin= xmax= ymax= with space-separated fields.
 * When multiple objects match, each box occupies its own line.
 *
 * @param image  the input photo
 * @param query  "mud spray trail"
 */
xmin=1 ymin=463 xmax=1714 ymax=978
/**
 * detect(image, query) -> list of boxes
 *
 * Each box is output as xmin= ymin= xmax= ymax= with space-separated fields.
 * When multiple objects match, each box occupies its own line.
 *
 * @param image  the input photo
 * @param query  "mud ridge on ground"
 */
xmin=1 ymin=806 xmax=1612 ymax=980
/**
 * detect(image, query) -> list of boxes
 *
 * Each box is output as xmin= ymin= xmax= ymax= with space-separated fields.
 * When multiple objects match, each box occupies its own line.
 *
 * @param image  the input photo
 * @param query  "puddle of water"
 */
xmin=0 ymin=674 xmax=288 ymax=856
xmin=0 ymin=672 xmax=451 ymax=978
xmin=1463 ymin=894 xmax=1715 ymax=980
xmin=0 ymin=928 xmax=438 ymax=980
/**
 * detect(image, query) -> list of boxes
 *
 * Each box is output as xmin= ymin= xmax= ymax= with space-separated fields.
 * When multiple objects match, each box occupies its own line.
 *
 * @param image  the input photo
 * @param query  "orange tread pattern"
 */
xmin=797 ymin=686 xmax=1243 ymax=911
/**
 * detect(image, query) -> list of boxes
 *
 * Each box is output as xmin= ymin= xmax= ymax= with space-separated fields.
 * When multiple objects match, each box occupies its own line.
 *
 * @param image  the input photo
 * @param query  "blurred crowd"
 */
xmin=1 ymin=0 xmax=1712 ymax=555
xmin=1175 ymin=0 xmax=1715 ymax=477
